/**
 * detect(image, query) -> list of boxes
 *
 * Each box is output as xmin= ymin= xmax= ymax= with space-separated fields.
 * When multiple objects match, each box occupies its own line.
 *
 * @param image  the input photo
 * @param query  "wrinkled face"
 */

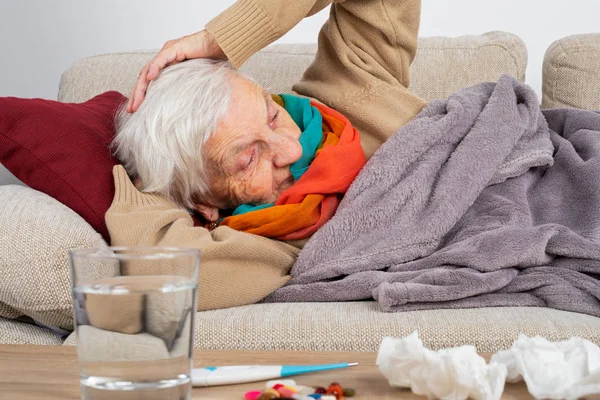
xmin=202 ymin=75 xmax=302 ymax=212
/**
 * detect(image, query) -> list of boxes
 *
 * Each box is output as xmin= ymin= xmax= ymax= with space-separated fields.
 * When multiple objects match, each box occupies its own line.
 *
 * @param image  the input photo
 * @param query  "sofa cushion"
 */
xmin=76 ymin=325 xmax=170 ymax=362
xmin=542 ymin=33 xmax=600 ymax=110
xmin=0 ymin=317 xmax=63 ymax=346
xmin=58 ymin=32 xmax=526 ymax=104
xmin=0 ymin=91 xmax=126 ymax=241
xmin=64 ymin=302 xmax=600 ymax=352
xmin=195 ymin=303 xmax=600 ymax=352
xmin=409 ymin=31 xmax=527 ymax=101
xmin=0 ymin=185 xmax=108 ymax=330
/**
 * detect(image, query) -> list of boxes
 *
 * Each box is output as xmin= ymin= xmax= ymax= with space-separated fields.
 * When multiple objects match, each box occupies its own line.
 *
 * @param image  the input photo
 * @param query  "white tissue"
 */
xmin=376 ymin=331 xmax=507 ymax=400
xmin=491 ymin=334 xmax=600 ymax=400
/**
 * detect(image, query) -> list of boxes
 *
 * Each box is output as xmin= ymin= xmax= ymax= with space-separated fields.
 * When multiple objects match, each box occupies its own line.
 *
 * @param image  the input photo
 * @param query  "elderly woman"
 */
xmin=109 ymin=0 xmax=426 ymax=310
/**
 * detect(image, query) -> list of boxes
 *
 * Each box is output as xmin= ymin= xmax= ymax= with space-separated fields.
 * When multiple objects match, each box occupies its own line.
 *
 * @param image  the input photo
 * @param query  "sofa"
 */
xmin=1 ymin=31 xmax=600 ymax=352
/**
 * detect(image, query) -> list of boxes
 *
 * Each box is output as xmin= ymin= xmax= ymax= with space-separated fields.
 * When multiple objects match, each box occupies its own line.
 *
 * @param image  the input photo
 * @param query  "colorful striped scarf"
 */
xmin=219 ymin=94 xmax=366 ymax=240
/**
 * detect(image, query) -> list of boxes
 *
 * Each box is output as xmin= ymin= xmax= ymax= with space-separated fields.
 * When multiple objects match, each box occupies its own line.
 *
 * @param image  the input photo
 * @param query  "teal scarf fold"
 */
xmin=231 ymin=94 xmax=323 ymax=216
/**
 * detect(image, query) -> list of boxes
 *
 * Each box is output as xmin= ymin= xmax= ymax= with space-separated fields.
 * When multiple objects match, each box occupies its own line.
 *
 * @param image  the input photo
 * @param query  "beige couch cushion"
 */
xmin=542 ymin=33 xmax=600 ymax=110
xmin=410 ymin=32 xmax=526 ymax=101
xmin=76 ymin=325 xmax=169 ymax=362
xmin=0 ymin=186 xmax=108 ymax=330
xmin=58 ymin=32 xmax=526 ymax=104
xmin=0 ymin=317 xmax=63 ymax=346
xmin=64 ymin=302 xmax=600 ymax=353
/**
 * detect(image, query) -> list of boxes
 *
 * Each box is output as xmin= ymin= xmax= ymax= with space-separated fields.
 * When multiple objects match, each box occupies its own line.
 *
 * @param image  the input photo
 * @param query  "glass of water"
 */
xmin=69 ymin=247 xmax=200 ymax=400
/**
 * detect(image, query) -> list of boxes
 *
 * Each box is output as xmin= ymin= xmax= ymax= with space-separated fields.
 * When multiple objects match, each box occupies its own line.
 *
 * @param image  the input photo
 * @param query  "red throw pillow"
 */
xmin=0 ymin=92 xmax=126 ymax=241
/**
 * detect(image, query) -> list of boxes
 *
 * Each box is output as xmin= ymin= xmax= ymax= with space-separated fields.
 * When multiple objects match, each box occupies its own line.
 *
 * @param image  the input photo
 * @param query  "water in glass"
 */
xmin=74 ymin=274 xmax=197 ymax=400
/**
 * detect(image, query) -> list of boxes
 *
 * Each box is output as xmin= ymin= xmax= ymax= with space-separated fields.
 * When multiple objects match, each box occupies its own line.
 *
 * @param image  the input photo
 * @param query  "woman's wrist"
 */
xmin=205 ymin=0 xmax=278 ymax=68
xmin=198 ymin=30 xmax=227 ymax=61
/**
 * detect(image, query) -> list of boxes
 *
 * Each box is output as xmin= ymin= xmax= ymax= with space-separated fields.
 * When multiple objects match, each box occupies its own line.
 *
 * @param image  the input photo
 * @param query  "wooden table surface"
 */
xmin=0 ymin=345 xmax=532 ymax=399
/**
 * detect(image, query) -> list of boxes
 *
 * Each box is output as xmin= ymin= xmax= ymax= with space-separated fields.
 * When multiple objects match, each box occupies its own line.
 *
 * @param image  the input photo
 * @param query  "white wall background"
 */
xmin=0 ymin=0 xmax=599 ymax=101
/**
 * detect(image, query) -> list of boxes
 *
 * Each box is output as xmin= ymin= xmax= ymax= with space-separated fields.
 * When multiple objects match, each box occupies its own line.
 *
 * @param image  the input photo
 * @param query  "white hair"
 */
xmin=112 ymin=58 xmax=236 ymax=209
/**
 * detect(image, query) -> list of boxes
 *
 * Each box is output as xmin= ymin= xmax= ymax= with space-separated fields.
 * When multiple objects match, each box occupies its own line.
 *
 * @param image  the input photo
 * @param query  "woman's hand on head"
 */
xmin=127 ymin=30 xmax=227 ymax=113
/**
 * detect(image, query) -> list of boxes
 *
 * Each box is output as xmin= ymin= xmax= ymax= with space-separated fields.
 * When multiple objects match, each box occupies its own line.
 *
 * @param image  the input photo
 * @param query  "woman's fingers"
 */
xmin=147 ymin=46 xmax=183 ymax=79
xmin=127 ymin=65 xmax=150 ymax=113
xmin=127 ymin=48 xmax=177 ymax=113
xmin=162 ymin=39 xmax=177 ymax=50
xmin=146 ymin=64 xmax=160 ymax=81
xmin=148 ymin=39 xmax=181 ymax=79
xmin=127 ymin=42 xmax=186 ymax=112
xmin=127 ymin=30 xmax=226 ymax=113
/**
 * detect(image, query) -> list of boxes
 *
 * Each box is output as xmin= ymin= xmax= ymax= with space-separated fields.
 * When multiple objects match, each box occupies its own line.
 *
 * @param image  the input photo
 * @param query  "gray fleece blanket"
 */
xmin=265 ymin=75 xmax=600 ymax=317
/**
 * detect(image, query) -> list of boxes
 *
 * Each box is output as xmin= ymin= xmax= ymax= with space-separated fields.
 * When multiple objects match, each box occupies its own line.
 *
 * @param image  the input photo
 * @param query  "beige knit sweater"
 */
xmin=107 ymin=0 xmax=426 ymax=311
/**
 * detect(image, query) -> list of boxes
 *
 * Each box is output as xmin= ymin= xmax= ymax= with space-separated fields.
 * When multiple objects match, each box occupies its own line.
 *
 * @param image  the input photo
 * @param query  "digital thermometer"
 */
xmin=192 ymin=362 xmax=358 ymax=387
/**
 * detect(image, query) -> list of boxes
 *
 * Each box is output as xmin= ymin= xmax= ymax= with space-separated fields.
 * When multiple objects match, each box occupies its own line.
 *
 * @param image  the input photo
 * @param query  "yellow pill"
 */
xmin=264 ymin=388 xmax=281 ymax=397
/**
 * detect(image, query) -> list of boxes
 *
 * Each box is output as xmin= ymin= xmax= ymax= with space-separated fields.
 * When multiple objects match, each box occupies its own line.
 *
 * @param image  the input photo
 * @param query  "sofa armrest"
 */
xmin=0 ymin=185 xmax=107 ymax=330
xmin=542 ymin=34 xmax=600 ymax=110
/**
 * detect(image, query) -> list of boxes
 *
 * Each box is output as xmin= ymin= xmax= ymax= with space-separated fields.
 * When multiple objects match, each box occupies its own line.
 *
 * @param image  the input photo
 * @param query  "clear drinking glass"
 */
xmin=69 ymin=247 xmax=200 ymax=400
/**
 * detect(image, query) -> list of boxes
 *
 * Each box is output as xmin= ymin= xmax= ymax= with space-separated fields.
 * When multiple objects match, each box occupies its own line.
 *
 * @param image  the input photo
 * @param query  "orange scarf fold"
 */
xmin=220 ymin=101 xmax=366 ymax=240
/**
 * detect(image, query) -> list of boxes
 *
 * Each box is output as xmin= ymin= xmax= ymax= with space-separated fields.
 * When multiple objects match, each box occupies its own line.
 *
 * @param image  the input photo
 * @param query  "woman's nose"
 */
xmin=272 ymin=134 xmax=303 ymax=168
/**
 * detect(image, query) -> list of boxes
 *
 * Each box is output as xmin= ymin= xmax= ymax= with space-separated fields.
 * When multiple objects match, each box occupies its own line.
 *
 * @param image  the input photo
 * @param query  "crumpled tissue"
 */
xmin=376 ymin=331 xmax=507 ymax=400
xmin=491 ymin=334 xmax=600 ymax=400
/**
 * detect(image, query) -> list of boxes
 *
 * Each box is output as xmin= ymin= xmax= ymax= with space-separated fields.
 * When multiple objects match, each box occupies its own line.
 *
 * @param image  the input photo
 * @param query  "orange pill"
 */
xmin=326 ymin=383 xmax=344 ymax=400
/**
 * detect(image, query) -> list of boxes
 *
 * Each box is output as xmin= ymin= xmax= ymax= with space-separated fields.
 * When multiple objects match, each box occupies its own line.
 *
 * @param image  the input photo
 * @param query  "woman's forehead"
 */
xmin=216 ymin=79 xmax=271 ymax=137
xmin=228 ymin=75 xmax=268 ymax=110
xmin=205 ymin=86 xmax=267 ymax=161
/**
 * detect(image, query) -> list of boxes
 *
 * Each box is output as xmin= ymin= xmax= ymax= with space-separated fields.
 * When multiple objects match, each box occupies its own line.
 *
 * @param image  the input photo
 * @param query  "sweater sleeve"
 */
xmin=293 ymin=0 xmax=428 ymax=158
xmin=105 ymin=166 xmax=299 ymax=311
xmin=205 ymin=0 xmax=332 ymax=68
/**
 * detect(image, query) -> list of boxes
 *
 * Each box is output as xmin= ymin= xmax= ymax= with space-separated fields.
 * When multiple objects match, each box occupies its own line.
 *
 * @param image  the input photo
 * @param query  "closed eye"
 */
xmin=245 ymin=148 xmax=256 ymax=169
xmin=269 ymin=110 xmax=279 ymax=128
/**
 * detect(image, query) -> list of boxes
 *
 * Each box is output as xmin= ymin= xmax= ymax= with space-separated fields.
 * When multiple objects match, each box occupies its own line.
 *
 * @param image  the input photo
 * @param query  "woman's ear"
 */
xmin=193 ymin=203 xmax=220 ymax=222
